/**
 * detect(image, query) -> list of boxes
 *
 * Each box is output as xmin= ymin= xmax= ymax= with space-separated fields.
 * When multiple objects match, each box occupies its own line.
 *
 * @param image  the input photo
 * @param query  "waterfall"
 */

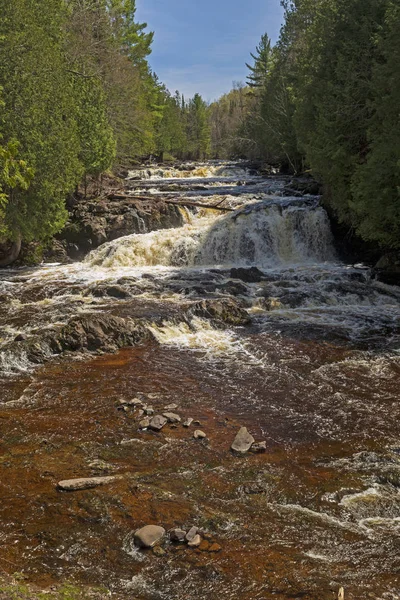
xmin=87 ymin=200 xmax=336 ymax=269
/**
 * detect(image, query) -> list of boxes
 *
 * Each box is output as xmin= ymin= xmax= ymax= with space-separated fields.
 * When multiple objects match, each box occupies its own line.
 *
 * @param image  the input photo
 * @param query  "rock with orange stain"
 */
xmin=208 ymin=543 xmax=222 ymax=553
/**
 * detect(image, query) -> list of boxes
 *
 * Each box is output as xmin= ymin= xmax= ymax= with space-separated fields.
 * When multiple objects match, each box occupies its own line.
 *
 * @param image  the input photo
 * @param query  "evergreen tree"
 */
xmin=186 ymin=94 xmax=211 ymax=159
xmin=246 ymin=34 xmax=272 ymax=89
xmin=0 ymin=0 xmax=83 ymax=247
xmin=351 ymin=0 xmax=400 ymax=248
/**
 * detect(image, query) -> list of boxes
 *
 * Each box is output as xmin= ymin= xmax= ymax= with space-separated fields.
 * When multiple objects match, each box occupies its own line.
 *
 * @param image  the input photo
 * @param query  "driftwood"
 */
xmin=107 ymin=192 xmax=234 ymax=212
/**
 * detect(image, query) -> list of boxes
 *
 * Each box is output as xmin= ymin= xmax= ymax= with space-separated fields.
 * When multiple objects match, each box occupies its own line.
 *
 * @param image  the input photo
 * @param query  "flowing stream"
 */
xmin=0 ymin=162 xmax=400 ymax=599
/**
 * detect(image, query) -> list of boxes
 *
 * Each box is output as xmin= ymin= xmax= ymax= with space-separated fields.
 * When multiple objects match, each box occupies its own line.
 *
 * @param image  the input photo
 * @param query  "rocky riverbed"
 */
xmin=0 ymin=162 xmax=400 ymax=599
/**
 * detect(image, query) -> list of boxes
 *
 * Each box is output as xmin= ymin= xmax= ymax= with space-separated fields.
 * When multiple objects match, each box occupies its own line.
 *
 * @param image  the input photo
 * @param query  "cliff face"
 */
xmin=57 ymin=196 xmax=186 ymax=260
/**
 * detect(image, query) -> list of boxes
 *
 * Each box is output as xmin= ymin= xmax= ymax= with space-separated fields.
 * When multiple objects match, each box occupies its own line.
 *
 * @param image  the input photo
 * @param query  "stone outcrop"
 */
xmin=60 ymin=196 xmax=185 ymax=259
xmin=189 ymin=298 xmax=251 ymax=327
xmin=374 ymin=252 xmax=400 ymax=286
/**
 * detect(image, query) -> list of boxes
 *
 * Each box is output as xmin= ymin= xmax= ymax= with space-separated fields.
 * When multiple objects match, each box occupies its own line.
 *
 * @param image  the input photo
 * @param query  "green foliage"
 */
xmin=351 ymin=0 xmax=400 ymax=248
xmin=186 ymin=94 xmax=211 ymax=159
xmin=74 ymin=78 xmax=116 ymax=177
xmin=156 ymin=90 xmax=187 ymax=159
xmin=0 ymin=0 xmax=82 ymax=242
xmin=246 ymin=34 xmax=272 ymax=89
xmin=216 ymin=0 xmax=400 ymax=249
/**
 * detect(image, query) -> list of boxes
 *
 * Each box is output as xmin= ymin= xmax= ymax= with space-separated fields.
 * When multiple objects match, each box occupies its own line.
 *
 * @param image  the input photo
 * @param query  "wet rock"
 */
xmin=163 ymin=412 xmax=181 ymax=423
xmin=149 ymin=415 xmax=167 ymax=431
xmin=134 ymin=525 xmax=166 ymax=548
xmin=189 ymin=298 xmax=250 ymax=326
xmin=183 ymin=418 xmax=194 ymax=428
xmin=374 ymin=252 xmax=400 ymax=285
xmin=208 ymin=543 xmax=222 ymax=553
xmin=231 ymin=427 xmax=255 ymax=454
xmin=199 ymin=540 xmax=210 ymax=551
xmin=230 ymin=267 xmax=264 ymax=283
xmin=218 ymin=281 xmax=249 ymax=296
xmin=152 ymin=546 xmax=166 ymax=556
xmin=57 ymin=476 xmax=118 ymax=491
xmin=14 ymin=333 xmax=27 ymax=342
xmin=88 ymin=460 xmax=114 ymax=473
xmin=188 ymin=534 xmax=202 ymax=548
xmin=250 ymin=441 xmax=267 ymax=453
xmin=170 ymin=529 xmax=187 ymax=543
xmin=53 ymin=314 xmax=148 ymax=354
xmin=186 ymin=527 xmax=198 ymax=542
xmin=139 ymin=418 xmax=151 ymax=429
xmin=128 ymin=398 xmax=143 ymax=407
xmin=194 ymin=430 xmax=207 ymax=440
xmin=91 ymin=284 xmax=130 ymax=299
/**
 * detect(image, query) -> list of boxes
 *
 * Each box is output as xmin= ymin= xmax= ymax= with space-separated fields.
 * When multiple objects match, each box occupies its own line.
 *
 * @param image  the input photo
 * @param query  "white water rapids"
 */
xmin=1 ymin=162 xmax=400 ymax=599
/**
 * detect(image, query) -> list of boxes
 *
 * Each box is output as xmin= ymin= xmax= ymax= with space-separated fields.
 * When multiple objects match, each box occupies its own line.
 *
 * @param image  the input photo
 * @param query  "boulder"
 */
xmin=186 ymin=527 xmax=198 ymax=542
xmin=163 ymin=412 xmax=181 ymax=423
xmin=134 ymin=525 xmax=166 ymax=549
xmin=231 ymin=427 xmax=255 ymax=454
xmin=374 ymin=252 xmax=400 ymax=286
xmin=189 ymin=298 xmax=250 ymax=326
xmin=188 ymin=534 xmax=202 ymax=548
xmin=170 ymin=529 xmax=187 ymax=543
xmin=53 ymin=314 xmax=148 ymax=354
xmin=250 ymin=441 xmax=267 ymax=453
xmin=57 ymin=476 xmax=118 ymax=491
xmin=194 ymin=430 xmax=207 ymax=440
xmin=230 ymin=267 xmax=264 ymax=283
xmin=149 ymin=415 xmax=167 ymax=431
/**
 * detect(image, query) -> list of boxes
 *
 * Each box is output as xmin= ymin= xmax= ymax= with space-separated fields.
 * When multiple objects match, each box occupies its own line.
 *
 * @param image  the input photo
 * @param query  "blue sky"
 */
xmin=136 ymin=0 xmax=284 ymax=102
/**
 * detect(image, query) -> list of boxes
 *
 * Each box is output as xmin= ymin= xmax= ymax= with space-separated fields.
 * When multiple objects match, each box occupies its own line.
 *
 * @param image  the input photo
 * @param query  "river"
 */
xmin=0 ymin=162 xmax=399 ymax=599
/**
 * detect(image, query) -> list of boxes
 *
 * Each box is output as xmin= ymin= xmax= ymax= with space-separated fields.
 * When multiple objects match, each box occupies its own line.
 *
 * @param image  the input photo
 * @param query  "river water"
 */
xmin=0 ymin=162 xmax=399 ymax=599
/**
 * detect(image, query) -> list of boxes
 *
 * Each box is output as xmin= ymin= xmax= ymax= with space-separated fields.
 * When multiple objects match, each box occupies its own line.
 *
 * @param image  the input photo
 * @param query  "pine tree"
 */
xmin=246 ymin=34 xmax=272 ymax=89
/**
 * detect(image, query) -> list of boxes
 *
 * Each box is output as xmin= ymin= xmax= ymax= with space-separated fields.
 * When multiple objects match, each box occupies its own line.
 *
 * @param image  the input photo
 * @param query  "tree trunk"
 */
xmin=0 ymin=235 xmax=22 ymax=268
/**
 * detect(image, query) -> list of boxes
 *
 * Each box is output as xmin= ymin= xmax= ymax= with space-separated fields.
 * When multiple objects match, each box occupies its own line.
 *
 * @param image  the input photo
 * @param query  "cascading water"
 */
xmin=87 ymin=200 xmax=335 ymax=269
xmin=0 ymin=161 xmax=400 ymax=600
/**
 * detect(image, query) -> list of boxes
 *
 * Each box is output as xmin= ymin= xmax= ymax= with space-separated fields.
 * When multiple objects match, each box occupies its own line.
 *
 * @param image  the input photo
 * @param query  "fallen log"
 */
xmin=107 ymin=193 xmax=235 ymax=212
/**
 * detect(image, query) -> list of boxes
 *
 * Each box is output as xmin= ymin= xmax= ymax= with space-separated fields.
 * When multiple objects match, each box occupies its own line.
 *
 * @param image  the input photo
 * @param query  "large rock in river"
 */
xmin=231 ymin=427 xmax=255 ymax=454
xmin=189 ymin=298 xmax=251 ymax=326
xmin=134 ymin=525 xmax=166 ymax=548
xmin=52 ymin=314 xmax=148 ymax=353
